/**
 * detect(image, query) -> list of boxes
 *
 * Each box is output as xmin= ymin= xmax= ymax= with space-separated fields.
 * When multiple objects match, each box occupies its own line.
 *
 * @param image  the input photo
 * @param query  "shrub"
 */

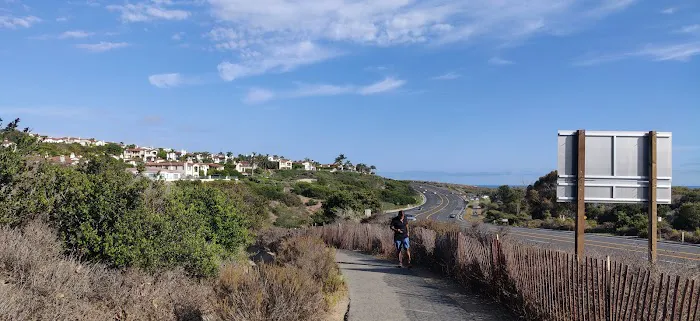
xmin=306 ymin=199 xmax=318 ymax=206
xmin=48 ymin=159 xmax=251 ymax=277
xmin=276 ymin=236 xmax=345 ymax=299
xmin=0 ymin=221 xmax=212 ymax=320
xmin=673 ymin=202 xmax=700 ymax=230
xmin=215 ymin=264 xmax=325 ymax=321
xmin=292 ymin=182 xmax=331 ymax=199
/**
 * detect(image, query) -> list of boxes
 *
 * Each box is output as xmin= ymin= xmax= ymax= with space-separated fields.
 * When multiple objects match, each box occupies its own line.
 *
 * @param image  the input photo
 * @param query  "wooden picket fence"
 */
xmin=313 ymin=223 xmax=700 ymax=321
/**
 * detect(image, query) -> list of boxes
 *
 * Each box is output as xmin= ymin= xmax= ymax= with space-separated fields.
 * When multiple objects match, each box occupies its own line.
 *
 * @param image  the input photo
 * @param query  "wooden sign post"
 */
xmin=576 ymin=129 xmax=586 ymax=261
xmin=648 ymin=131 xmax=658 ymax=265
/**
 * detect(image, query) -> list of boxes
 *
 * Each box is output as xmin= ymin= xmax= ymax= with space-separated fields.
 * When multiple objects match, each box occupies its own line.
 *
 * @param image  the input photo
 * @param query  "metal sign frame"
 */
xmin=556 ymin=130 xmax=672 ymax=264
xmin=557 ymin=130 xmax=672 ymax=204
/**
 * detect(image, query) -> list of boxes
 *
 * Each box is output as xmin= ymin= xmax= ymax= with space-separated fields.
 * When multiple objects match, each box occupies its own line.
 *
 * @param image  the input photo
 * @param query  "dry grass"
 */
xmin=213 ymin=235 xmax=347 ymax=321
xmin=214 ymin=263 xmax=325 ymax=321
xmin=0 ymin=221 xmax=213 ymax=321
xmin=0 ymin=221 xmax=347 ymax=321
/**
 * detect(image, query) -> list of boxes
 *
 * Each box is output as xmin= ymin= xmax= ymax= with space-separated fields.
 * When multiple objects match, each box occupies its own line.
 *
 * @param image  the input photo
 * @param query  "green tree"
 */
xmin=104 ymin=143 xmax=123 ymax=156
xmin=334 ymin=154 xmax=346 ymax=167
xmin=157 ymin=148 xmax=167 ymax=160
xmin=673 ymin=202 xmax=700 ymax=230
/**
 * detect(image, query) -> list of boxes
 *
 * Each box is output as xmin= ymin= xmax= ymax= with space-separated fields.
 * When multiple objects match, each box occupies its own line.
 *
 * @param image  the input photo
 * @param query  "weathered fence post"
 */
xmin=605 ymin=256 xmax=611 ymax=321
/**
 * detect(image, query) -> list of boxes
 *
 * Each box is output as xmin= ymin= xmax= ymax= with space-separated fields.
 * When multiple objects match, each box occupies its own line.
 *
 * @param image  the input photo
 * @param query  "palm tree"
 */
xmin=226 ymin=151 xmax=233 ymax=158
xmin=344 ymin=160 xmax=353 ymax=171
xmin=334 ymin=154 xmax=346 ymax=166
xmin=370 ymin=165 xmax=377 ymax=174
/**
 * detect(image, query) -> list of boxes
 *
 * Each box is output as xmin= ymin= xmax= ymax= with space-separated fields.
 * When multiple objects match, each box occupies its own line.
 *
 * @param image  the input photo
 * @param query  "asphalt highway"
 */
xmin=408 ymin=183 xmax=700 ymax=268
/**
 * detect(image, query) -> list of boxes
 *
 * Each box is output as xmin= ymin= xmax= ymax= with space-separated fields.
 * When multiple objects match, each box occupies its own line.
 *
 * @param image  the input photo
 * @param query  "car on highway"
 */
xmin=417 ymin=206 xmax=423 ymax=210
xmin=405 ymin=215 xmax=416 ymax=222
xmin=449 ymin=214 xmax=456 ymax=218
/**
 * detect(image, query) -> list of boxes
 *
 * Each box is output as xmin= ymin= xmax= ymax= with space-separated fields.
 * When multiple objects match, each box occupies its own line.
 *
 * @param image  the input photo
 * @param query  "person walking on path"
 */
xmin=390 ymin=211 xmax=412 ymax=268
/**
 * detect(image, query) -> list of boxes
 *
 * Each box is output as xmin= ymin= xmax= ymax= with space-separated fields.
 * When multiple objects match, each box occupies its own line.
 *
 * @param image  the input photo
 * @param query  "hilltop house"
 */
xmin=123 ymin=148 xmax=157 ymax=162
xmin=211 ymin=153 xmax=227 ymax=164
xmin=235 ymin=161 xmax=257 ymax=173
xmin=278 ymin=159 xmax=293 ymax=170
xmin=126 ymin=168 xmax=183 ymax=181
xmin=145 ymin=161 xmax=211 ymax=177
xmin=301 ymin=161 xmax=316 ymax=171
xmin=41 ymin=136 xmax=105 ymax=146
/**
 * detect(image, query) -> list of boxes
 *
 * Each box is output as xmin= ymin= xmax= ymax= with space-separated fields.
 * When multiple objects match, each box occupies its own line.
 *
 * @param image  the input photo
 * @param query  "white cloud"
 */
xmin=217 ymin=41 xmax=340 ymax=81
xmin=107 ymin=2 xmax=190 ymax=22
xmin=172 ymin=31 xmax=184 ymax=41
xmin=432 ymin=72 xmax=460 ymax=80
xmin=574 ymin=42 xmax=700 ymax=65
xmin=0 ymin=15 xmax=40 ymax=29
xmin=677 ymin=25 xmax=700 ymax=34
xmin=207 ymin=0 xmax=637 ymax=48
xmin=56 ymin=16 xmax=68 ymax=22
xmin=241 ymin=77 xmax=406 ymax=104
xmin=661 ymin=7 xmax=676 ymax=14
xmin=203 ymin=0 xmax=637 ymax=79
xmin=59 ymin=30 xmax=94 ymax=39
xmin=148 ymin=73 xmax=183 ymax=88
xmin=358 ymin=77 xmax=406 ymax=95
xmin=76 ymin=41 xmax=130 ymax=52
xmin=488 ymin=57 xmax=515 ymax=65
xmin=637 ymin=42 xmax=700 ymax=62
xmin=243 ymin=88 xmax=275 ymax=104
xmin=288 ymin=83 xmax=355 ymax=97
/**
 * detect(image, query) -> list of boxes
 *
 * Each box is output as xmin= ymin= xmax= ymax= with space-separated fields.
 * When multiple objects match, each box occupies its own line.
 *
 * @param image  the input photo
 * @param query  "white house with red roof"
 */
xmin=278 ymin=159 xmax=293 ymax=170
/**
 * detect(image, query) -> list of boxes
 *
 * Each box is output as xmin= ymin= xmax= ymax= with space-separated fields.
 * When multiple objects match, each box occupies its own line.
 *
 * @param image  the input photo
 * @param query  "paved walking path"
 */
xmin=336 ymin=250 xmax=515 ymax=321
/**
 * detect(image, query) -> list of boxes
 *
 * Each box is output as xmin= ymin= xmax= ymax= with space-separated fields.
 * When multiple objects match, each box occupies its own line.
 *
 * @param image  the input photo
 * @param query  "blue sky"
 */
xmin=1 ymin=0 xmax=699 ymax=186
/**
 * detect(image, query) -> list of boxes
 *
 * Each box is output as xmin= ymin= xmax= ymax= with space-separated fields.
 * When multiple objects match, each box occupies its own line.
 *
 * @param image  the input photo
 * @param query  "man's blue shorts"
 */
xmin=394 ymin=237 xmax=410 ymax=251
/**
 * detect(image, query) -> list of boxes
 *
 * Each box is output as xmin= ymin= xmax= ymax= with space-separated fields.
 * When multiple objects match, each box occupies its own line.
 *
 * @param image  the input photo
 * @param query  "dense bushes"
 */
xmin=46 ymin=157 xmax=252 ymax=277
xmin=673 ymin=202 xmax=700 ymax=231
xmin=293 ymin=182 xmax=332 ymax=199
xmin=0 ymin=124 xmax=253 ymax=276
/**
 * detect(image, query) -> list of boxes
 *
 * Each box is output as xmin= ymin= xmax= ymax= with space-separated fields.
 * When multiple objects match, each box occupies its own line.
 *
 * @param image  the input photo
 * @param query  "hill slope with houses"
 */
xmin=31 ymin=134 xmax=375 ymax=181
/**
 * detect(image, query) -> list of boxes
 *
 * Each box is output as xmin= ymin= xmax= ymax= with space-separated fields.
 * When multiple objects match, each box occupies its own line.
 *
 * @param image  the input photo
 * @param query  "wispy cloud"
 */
xmin=148 ymin=73 xmax=183 ymax=88
xmin=59 ymin=30 xmax=94 ymax=39
xmin=56 ymin=16 xmax=68 ymax=22
xmin=217 ymin=41 xmax=341 ymax=81
xmin=171 ymin=31 xmax=184 ymax=41
xmin=243 ymin=88 xmax=275 ymax=104
xmin=76 ymin=41 xmax=130 ymax=52
xmin=0 ymin=15 xmax=40 ymax=29
xmin=661 ymin=7 xmax=676 ymax=14
xmin=288 ymin=83 xmax=355 ymax=97
xmin=205 ymin=0 xmax=638 ymax=77
xmin=242 ymin=77 xmax=406 ymax=104
xmin=432 ymin=72 xmax=460 ymax=80
xmin=575 ymin=42 xmax=700 ymax=65
xmin=488 ymin=57 xmax=515 ymax=65
xmin=358 ymin=77 xmax=406 ymax=95
xmin=637 ymin=42 xmax=700 ymax=62
xmin=107 ymin=2 xmax=190 ymax=22
xmin=677 ymin=25 xmax=700 ymax=34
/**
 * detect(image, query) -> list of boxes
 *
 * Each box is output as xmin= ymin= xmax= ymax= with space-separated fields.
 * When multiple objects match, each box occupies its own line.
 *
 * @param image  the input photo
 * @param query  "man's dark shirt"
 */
xmin=391 ymin=217 xmax=407 ymax=241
